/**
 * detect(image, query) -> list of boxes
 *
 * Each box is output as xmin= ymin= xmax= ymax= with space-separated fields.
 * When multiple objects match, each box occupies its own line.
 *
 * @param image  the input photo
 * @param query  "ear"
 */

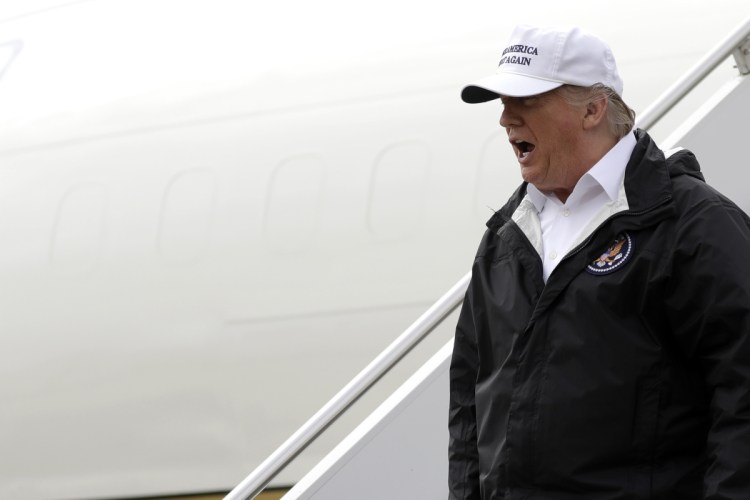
xmin=582 ymin=97 xmax=608 ymax=130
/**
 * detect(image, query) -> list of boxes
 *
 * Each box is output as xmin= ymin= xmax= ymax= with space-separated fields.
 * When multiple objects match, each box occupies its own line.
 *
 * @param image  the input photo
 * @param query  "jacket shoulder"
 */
xmin=667 ymin=149 xmax=750 ymax=226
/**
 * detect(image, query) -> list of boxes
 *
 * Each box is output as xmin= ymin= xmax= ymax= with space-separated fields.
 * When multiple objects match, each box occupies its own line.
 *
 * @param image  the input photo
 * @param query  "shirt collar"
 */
xmin=586 ymin=129 xmax=637 ymax=202
xmin=526 ymin=182 xmax=547 ymax=213
xmin=526 ymin=130 xmax=637 ymax=212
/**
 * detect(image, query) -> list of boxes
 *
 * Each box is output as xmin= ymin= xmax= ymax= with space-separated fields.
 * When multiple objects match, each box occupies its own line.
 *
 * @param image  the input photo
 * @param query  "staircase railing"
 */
xmin=637 ymin=16 xmax=750 ymax=131
xmin=224 ymin=272 xmax=470 ymax=500
xmin=224 ymin=14 xmax=750 ymax=500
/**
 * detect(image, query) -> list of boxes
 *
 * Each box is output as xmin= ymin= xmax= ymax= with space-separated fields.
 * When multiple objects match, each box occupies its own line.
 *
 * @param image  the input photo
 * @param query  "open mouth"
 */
xmin=513 ymin=140 xmax=536 ymax=160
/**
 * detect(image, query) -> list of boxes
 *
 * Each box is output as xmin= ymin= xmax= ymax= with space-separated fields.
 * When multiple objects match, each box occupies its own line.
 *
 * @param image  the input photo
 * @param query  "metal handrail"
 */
xmin=226 ymin=14 xmax=750 ymax=500
xmin=224 ymin=271 xmax=471 ymax=500
xmin=636 ymin=15 xmax=750 ymax=130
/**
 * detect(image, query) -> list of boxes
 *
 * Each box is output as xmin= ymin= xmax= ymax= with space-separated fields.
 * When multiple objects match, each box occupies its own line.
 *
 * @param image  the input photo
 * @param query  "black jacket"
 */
xmin=449 ymin=130 xmax=750 ymax=499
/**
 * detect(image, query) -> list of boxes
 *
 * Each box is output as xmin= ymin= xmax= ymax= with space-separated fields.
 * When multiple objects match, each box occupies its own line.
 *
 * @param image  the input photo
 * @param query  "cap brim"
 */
xmin=461 ymin=73 xmax=563 ymax=103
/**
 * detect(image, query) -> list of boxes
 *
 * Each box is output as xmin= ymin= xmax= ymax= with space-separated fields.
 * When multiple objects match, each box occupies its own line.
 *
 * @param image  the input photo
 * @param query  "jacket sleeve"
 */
xmin=664 ymin=195 xmax=750 ymax=499
xmin=448 ymin=278 xmax=481 ymax=500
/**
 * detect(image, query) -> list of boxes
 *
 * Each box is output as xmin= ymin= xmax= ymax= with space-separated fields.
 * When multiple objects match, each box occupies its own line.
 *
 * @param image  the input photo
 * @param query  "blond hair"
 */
xmin=557 ymin=84 xmax=636 ymax=140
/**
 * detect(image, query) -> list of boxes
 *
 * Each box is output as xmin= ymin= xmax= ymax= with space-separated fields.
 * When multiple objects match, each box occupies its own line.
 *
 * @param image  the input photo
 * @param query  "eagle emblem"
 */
xmin=586 ymin=233 xmax=634 ymax=275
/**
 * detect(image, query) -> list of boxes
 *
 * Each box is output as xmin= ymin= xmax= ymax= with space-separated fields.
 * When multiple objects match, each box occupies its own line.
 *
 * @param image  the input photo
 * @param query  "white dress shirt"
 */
xmin=524 ymin=131 xmax=637 ymax=282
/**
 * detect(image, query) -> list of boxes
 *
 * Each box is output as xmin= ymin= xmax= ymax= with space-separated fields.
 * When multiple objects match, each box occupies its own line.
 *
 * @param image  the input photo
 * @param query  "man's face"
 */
xmin=499 ymin=89 xmax=586 ymax=200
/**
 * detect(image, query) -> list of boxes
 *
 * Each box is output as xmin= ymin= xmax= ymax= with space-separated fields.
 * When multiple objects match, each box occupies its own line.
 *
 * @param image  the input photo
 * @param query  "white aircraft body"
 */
xmin=2 ymin=1 xmax=749 ymax=498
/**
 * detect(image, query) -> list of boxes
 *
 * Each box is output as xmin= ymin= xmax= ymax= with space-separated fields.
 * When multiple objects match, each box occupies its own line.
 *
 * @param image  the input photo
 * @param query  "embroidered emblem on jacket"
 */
xmin=586 ymin=233 xmax=634 ymax=275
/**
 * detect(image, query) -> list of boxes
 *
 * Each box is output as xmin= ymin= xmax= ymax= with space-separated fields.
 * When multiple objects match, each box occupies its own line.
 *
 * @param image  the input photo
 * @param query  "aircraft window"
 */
xmin=0 ymin=40 xmax=23 ymax=81
xmin=158 ymin=169 xmax=217 ymax=263
xmin=51 ymin=183 xmax=107 ymax=274
xmin=263 ymin=155 xmax=324 ymax=252
xmin=367 ymin=141 xmax=430 ymax=239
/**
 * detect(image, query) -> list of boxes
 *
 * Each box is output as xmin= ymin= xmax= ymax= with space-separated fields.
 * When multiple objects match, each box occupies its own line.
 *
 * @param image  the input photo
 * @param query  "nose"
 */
xmin=499 ymin=103 xmax=522 ymax=128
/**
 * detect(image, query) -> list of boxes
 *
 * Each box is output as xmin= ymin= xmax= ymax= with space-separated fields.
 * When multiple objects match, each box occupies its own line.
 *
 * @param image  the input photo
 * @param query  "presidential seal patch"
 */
xmin=586 ymin=233 xmax=634 ymax=276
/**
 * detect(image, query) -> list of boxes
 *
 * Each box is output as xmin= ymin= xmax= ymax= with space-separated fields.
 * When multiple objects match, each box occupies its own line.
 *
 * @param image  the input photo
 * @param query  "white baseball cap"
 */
xmin=461 ymin=25 xmax=623 ymax=103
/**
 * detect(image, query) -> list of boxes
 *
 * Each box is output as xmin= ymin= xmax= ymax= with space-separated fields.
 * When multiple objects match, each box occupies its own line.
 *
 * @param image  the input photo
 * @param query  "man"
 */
xmin=449 ymin=25 xmax=750 ymax=499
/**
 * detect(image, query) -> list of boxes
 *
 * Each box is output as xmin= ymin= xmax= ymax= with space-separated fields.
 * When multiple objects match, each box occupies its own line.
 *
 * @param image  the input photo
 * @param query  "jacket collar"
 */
xmin=622 ymin=129 xmax=673 ymax=212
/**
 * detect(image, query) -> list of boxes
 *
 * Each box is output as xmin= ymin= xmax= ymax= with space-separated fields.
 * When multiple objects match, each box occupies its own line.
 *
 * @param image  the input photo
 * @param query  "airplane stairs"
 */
xmin=228 ymin=17 xmax=750 ymax=500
